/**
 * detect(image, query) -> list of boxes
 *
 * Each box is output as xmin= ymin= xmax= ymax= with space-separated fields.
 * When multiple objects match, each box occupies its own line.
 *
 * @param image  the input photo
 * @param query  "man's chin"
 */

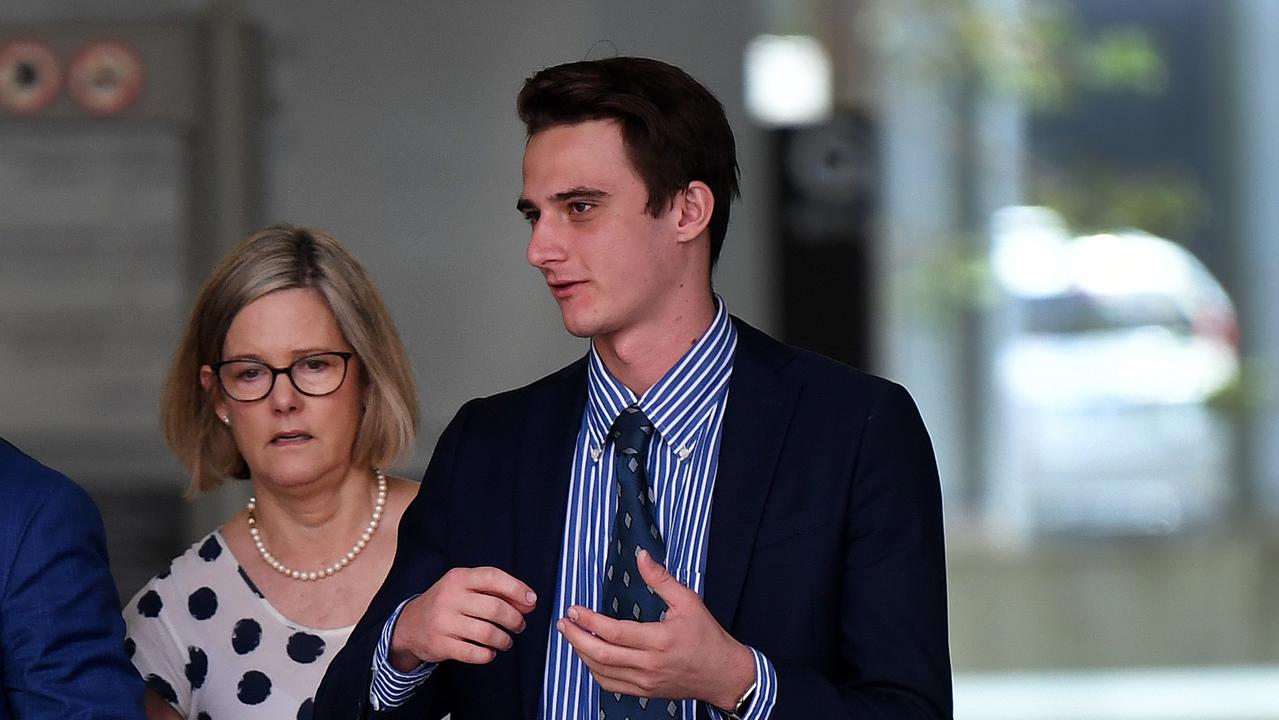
xmin=560 ymin=319 xmax=595 ymax=339
xmin=557 ymin=311 xmax=603 ymax=339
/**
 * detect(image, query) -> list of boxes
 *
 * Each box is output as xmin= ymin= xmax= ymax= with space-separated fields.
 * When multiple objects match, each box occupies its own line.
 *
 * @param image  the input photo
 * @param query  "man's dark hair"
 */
xmin=517 ymin=56 xmax=741 ymax=267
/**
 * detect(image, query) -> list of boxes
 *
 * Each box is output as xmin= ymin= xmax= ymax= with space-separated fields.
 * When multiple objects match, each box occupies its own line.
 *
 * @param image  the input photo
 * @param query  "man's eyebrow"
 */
xmin=517 ymin=187 xmax=610 ymax=214
xmin=551 ymin=187 xmax=609 ymax=202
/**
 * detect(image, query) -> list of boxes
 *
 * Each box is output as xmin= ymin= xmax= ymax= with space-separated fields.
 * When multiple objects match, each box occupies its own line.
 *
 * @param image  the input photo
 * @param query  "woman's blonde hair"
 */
xmin=163 ymin=225 xmax=419 ymax=492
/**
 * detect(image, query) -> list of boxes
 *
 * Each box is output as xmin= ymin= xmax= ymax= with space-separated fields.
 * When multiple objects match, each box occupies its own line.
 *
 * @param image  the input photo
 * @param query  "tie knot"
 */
xmin=609 ymin=405 xmax=654 ymax=453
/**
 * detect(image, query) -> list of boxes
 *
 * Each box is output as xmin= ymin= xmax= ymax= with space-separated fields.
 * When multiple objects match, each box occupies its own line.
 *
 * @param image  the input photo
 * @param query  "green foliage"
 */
xmin=1083 ymin=26 xmax=1168 ymax=95
xmin=963 ymin=1 xmax=1168 ymax=110
xmin=1032 ymin=165 xmax=1209 ymax=240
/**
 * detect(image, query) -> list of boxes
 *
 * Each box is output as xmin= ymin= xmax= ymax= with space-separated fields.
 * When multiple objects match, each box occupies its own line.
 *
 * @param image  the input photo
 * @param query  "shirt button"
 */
xmin=590 ymin=447 xmax=603 ymax=462
xmin=677 ymin=446 xmax=692 ymax=460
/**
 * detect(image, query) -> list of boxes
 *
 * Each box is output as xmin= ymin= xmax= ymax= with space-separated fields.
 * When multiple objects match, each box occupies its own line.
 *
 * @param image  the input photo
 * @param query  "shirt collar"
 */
xmin=584 ymin=295 xmax=737 ymax=460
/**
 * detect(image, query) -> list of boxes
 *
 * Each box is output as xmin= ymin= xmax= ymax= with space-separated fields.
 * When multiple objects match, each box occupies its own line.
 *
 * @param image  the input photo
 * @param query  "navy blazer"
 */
xmin=0 ymin=438 xmax=145 ymax=719
xmin=316 ymin=318 xmax=952 ymax=719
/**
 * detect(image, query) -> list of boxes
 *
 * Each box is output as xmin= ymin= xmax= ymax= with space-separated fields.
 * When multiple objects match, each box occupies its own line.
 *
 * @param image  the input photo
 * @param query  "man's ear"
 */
xmin=200 ymin=365 xmax=228 ymax=423
xmin=673 ymin=180 xmax=715 ymax=244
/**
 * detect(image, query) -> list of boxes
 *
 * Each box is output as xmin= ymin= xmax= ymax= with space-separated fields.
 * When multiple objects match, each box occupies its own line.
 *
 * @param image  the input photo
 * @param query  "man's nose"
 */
xmin=526 ymin=216 xmax=565 ymax=269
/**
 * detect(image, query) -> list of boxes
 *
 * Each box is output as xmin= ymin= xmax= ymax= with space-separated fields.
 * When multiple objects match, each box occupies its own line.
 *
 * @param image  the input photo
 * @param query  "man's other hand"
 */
xmin=557 ymin=550 xmax=754 ymax=710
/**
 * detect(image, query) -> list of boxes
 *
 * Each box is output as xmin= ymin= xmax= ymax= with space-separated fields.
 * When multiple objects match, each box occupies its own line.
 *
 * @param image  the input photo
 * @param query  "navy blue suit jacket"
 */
xmin=316 ymin=318 xmax=952 ymax=719
xmin=0 ymin=438 xmax=145 ymax=719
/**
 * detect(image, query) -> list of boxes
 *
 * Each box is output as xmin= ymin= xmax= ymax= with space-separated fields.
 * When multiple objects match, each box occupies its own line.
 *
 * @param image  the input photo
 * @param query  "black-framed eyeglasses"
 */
xmin=211 ymin=351 xmax=354 ymax=402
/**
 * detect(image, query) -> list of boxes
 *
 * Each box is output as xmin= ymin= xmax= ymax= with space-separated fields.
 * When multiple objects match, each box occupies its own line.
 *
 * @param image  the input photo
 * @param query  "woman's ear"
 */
xmin=673 ymin=180 xmax=715 ymax=244
xmin=199 ymin=365 xmax=228 ymax=424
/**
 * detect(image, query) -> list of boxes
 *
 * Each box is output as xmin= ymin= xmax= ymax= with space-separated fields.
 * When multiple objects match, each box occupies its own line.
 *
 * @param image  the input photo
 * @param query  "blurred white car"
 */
xmin=992 ymin=207 xmax=1239 ymax=535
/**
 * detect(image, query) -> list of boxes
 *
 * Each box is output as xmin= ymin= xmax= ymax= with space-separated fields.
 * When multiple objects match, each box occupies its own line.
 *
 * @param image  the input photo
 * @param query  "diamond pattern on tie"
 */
xmin=599 ymin=404 xmax=674 ymax=719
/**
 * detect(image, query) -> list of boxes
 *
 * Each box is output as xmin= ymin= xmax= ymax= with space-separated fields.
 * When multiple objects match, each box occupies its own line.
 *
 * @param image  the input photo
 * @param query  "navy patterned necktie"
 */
xmin=600 ymin=405 xmax=678 ymax=719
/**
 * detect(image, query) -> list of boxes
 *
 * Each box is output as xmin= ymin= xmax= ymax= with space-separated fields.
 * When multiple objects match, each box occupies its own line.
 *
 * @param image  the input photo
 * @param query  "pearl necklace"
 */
xmin=246 ymin=468 xmax=387 ymax=581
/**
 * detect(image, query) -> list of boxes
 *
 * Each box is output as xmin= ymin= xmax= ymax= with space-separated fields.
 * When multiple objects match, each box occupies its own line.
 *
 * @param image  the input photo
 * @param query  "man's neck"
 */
xmin=593 ymin=292 xmax=717 ymax=397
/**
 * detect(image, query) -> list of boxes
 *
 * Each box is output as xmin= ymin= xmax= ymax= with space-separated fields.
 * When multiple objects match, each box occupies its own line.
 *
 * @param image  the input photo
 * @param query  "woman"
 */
xmin=124 ymin=225 xmax=420 ymax=719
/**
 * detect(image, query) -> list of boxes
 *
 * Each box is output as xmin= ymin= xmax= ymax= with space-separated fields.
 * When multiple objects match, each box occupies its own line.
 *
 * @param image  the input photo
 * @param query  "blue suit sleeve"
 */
xmin=0 ymin=477 xmax=145 ymax=719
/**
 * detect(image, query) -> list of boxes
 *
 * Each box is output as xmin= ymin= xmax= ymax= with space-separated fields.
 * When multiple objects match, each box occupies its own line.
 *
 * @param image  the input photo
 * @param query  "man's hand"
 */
xmin=389 ymin=566 xmax=537 ymax=671
xmin=556 ymin=550 xmax=755 ymax=710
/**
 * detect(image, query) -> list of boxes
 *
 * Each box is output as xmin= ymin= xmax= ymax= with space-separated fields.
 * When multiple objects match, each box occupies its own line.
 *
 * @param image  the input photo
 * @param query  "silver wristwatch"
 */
xmin=720 ymin=680 xmax=757 ymax=719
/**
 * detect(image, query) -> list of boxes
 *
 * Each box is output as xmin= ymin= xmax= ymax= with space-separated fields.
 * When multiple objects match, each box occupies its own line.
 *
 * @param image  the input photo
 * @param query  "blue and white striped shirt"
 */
xmin=371 ymin=298 xmax=777 ymax=718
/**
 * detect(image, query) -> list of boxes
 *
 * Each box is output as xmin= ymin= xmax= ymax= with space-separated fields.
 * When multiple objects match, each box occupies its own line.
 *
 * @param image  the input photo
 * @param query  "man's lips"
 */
xmin=547 ymin=279 xmax=585 ymax=299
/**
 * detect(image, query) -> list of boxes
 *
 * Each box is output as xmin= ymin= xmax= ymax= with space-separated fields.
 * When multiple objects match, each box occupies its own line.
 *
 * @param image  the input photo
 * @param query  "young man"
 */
xmin=317 ymin=57 xmax=951 ymax=719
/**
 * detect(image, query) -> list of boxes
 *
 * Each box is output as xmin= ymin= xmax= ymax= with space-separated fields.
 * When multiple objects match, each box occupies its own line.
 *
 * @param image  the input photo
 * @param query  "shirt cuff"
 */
xmin=705 ymin=645 xmax=777 ymax=720
xmin=368 ymin=594 xmax=437 ymax=711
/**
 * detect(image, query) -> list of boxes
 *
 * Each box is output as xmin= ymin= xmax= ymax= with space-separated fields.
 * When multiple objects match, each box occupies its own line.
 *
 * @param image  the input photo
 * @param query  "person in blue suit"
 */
xmin=317 ymin=56 xmax=951 ymax=719
xmin=0 ymin=437 xmax=144 ymax=718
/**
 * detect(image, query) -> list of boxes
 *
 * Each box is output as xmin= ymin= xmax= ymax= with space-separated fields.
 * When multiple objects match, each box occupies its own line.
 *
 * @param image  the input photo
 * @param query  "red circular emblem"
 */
xmin=0 ymin=38 xmax=63 ymax=115
xmin=68 ymin=40 xmax=144 ymax=117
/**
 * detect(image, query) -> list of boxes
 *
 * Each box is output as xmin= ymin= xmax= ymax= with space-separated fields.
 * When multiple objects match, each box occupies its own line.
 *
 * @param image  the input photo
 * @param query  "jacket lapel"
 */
xmin=704 ymin=318 xmax=799 ymax=629
xmin=513 ymin=358 xmax=588 ymax=719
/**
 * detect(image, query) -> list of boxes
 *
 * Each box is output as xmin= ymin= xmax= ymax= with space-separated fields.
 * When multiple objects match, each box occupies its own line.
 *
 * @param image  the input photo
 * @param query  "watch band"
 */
xmin=721 ymin=680 xmax=757 ymax=719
